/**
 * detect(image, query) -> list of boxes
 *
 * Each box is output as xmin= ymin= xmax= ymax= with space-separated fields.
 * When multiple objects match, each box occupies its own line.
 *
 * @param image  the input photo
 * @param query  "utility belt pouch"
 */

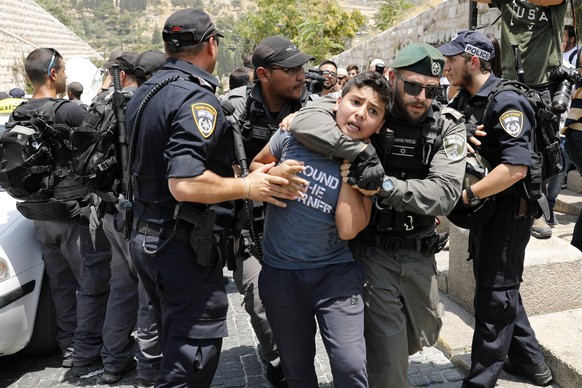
xmin=174 ymin=203 xmax=217 ymax=267
xmin=16 ymin=199 xmax=79 ymax=220
xmin=523 ymin=151 xmax=543 ymax=201
xmin=421 ymin=233 xmax=449 ymax=255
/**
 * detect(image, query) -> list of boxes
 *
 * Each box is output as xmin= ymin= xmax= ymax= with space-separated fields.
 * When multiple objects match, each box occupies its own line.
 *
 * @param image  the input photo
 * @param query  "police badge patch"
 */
xmin=499 ymin=110 xmax=523 ymax=138
xmin=443 ymin=133 xmax=466 ymax=161
xmin=191 ymin=103 xmax=217 ymax=138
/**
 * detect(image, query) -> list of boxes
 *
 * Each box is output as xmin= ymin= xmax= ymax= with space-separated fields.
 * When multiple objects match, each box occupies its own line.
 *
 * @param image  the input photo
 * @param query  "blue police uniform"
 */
xmin=125 ymin=57 xmax=235 ymax=387
xmin=450 ymin=74 xmax=548 ymax=388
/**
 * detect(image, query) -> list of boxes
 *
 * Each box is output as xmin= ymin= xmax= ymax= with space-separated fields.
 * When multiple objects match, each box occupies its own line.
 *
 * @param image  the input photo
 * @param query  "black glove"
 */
xmin=348 ymin=144 xmax=384 ymax=190
xmin=466 ymin=123 xmax=478 ymax=140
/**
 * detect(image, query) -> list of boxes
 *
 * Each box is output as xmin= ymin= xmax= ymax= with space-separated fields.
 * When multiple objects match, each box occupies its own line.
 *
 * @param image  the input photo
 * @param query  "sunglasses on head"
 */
xmin=394 ymin=71 xmax=441 ymax=100
xmin=47 ymin=48 xmax=56 ymax=77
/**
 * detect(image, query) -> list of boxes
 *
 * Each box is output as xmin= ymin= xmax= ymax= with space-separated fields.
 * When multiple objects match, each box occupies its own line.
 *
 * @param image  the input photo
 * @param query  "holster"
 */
xmin=174 ymin=203 xmax=217 ymax=267
xmin=421 ymin=232 xmax=449 ymax=255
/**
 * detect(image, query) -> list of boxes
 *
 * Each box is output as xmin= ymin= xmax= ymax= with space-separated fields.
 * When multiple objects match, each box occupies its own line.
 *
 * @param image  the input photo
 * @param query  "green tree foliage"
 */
xmin=374 ymin=0 xmax=414 ymax=31
xmin=151 ymin=25 xmax=162 ymax=45
xmin=234 ymin=0 xmax=364 ymax=63
xmin=120 ymin=0 xmax=148 ymax=13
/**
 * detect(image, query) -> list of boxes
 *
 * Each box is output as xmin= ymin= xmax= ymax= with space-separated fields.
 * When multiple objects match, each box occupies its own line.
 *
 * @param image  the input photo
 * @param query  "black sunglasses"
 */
xmin=267 ymin=64 xmax=306 ymax=76
xmin=394 ymin=71 xmax=441 ymax=100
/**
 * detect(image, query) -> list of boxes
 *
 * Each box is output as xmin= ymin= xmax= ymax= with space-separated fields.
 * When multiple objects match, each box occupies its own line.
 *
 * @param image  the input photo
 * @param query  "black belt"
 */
xmin=376 ymin=234 xmax=422 ymax=252
xmin=133 ymin=219 xmax=191 ymax=240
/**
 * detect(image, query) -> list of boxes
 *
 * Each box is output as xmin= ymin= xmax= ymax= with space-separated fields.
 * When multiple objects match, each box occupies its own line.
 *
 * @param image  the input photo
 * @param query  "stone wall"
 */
xmin=0 ymin=0 xmax=102 ymax=93
xmin=332 ymin=0 xmax=573 ymax=70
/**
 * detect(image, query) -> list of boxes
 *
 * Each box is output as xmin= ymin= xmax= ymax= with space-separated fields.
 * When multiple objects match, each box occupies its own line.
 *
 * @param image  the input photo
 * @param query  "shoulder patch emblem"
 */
xmin=443 ymin=133 xmax=467 ymax=161
xmin=499 ymin=110 xmax=523 ymax=138
xmin=191 ymin=103 xmax=217 ymax=138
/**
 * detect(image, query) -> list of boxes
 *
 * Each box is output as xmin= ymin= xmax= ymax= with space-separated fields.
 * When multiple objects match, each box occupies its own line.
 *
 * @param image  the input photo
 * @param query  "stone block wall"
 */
xmin=0 ymin=0 xmax=102 ymax=92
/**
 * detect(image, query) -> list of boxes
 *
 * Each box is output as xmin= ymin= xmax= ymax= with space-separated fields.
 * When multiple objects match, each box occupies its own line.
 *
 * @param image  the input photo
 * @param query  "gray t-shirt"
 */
xmin=262 ymin=129 xmax=354 ymax=270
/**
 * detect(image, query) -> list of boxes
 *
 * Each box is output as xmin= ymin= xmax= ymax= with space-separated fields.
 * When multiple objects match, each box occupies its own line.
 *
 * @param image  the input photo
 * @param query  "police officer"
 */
xmin=439 ymin=30 xmax=553 ymax=387
xmin=289 ymin=43 xmax=467 ymax=388
xmin=476 ymin=0 xmax=567 ymax=239
xmin=125 ymin=10 xmax=303 ymax=387
xmin=93 ymin=52 xmax=162 ymax=386
xmin=224 ymin=35 xmax=314 ymax=386
xmin=9 ymin=48 xmax=111 ymax=376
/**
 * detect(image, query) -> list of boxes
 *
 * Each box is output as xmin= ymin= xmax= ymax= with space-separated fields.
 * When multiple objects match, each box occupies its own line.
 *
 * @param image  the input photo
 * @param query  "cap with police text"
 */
xmin=162 ymin=9 xmax=223 ymax=47
xmin=438 ymin=30 xmax=495 ymax=62
xmin=135 ymin=50 xmax=166 ymax=80
xmin=391 ymin=43 xmax=444 ymax=78
xmin=9 ymin=88 xmax=25 ymax=98
xmin=113 ymin=52 xmax=138 ymax=75
xmin=104 ymin=49 xmax=124 ymax=69
xmin=252 ymin=36 xmax=314 ymax=68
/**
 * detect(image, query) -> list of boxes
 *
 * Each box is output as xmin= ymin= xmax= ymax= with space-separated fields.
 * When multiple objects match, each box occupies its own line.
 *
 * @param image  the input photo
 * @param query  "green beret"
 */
xmin=391 ymin=43 xmax=444 ymax=78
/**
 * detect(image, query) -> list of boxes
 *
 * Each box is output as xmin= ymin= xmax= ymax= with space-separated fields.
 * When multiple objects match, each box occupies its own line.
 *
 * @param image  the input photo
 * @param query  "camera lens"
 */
xmin=552 ymin=79 xmax=572 ymax=113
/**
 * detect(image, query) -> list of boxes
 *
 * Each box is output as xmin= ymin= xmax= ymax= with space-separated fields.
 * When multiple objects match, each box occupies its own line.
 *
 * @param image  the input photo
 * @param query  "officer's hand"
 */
xmin=340 ymin=160 xmax=379 ymax=196
xmin=269 ymin=160 xmax=308 ymax=193
xmin=347 ymin=144 xmax=384 ymax=190
xmin=466 ymin=124 xmax=487 ymax=154
xmin=278 ymin=112 xmax=299 ymax=132
xmin=246 ymin=162 xmax=305 ymax=207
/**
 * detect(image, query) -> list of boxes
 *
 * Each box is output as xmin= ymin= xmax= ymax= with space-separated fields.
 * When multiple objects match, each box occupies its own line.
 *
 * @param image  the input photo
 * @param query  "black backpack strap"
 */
xmin=421 ymin=104 xmax=443 ymax=165
xmin=124 ymin=75 xmax=184 ymax=238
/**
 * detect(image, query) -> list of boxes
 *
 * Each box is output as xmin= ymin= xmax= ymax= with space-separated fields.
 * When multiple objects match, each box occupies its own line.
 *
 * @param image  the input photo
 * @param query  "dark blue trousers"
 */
xmin=463 ymin=197 xmax=544 ymax=388
xmin=259 ymin=261 xmax=368 ymax=388
xmin=130 ymin=224 xmax=227 ymax=388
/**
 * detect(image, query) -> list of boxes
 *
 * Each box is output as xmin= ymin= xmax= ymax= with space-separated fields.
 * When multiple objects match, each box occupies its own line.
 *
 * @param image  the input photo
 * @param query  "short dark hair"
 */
xmin=461 ymin=52 xmax=492 ymax=74
xmin=25 ymin=48 xmax=63 ymax=85
xmin=565 ymin=25 xmax=576 ymax=40
xmin=243 ymin=53 xmax=254 ymax=69
xmin=347 ymin=64 xmax=359 ymax=73
xmin=229 ymin=67 xmax=253 ymax=90
xmin=319 ymin=60 xmax=337 ymax=71
xmin=342 ymin=71 xmax=392 ymax=119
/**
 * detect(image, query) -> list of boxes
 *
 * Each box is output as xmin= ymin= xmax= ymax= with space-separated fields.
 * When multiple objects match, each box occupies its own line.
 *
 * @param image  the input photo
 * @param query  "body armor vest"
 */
xmin=365 ymin=107 xmax=443 ymax=237
xmin=239 ymin=85 xmax=310 ymax=161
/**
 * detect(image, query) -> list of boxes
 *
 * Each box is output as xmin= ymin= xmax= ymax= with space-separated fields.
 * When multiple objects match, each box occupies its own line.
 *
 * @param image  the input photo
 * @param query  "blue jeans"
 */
xmin=566 ymin=130 xmax=582 ymax=251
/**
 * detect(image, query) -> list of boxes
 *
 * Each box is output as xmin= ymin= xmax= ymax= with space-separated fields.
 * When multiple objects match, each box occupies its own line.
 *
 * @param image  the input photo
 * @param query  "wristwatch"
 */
xmin=379 ymin=176 xmax=396 ymax=198
xmin=465 ymin=185 xmax=481 ymax=206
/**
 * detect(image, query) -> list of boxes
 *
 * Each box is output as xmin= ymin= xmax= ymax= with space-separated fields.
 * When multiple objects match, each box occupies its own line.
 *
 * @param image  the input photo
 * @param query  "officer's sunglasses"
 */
xmin=394 ymin=71 xmax=441 ymax=100
xmin=267 ymin=64 xmax=307 ymax=76
xmin=47 ymin=48 xmax=57 ymax=77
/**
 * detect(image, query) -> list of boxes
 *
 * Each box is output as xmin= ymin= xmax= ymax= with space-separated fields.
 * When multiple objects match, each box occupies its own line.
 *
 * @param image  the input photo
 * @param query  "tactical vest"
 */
xmin=238 ymin=85 xmax=311 ymax=161
xmin=366 ymin=105 xmax=444 ymax=236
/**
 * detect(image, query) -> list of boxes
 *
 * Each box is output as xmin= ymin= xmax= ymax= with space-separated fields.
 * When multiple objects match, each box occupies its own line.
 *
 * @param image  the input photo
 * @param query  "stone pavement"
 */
xmin=0 ymin=267 xmax=467 ymax=387
xmin=1 ymin=261 xmax=560 ymax=387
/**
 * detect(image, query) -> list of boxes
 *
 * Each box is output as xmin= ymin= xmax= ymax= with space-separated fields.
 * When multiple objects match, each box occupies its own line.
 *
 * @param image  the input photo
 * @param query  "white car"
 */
xmin=0 ymin=151 xmax=58 ymax=356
